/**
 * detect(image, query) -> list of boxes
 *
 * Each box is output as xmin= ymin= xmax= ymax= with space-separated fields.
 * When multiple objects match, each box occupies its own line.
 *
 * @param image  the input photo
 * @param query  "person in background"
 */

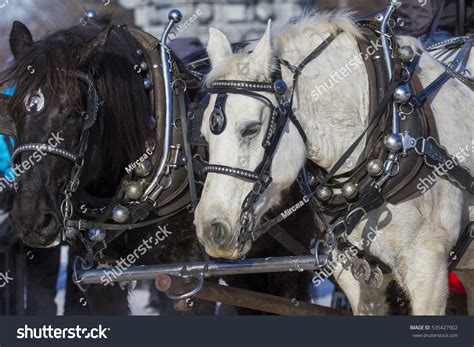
xmin=396 ymin=0 xmax=473 ymax=47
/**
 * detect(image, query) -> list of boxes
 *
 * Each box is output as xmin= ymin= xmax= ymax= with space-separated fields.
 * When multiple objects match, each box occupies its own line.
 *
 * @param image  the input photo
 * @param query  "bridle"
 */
xmin=205 ymin=79 xmax=298 ymax=242
xmin=11 ymin=71 xmax=101 ymax=240
xmin=202 ymin=32 xmax=340 ymax=243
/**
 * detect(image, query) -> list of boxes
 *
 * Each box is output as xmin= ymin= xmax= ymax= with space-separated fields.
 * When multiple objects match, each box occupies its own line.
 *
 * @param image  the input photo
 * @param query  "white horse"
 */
xmin=194 ymin=11 xmax=474 ymax=315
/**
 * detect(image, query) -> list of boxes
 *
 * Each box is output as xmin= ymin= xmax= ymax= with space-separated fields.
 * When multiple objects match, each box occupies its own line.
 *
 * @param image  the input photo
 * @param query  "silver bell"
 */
xmin=315 ymin=185 xmax=333 ymax=201
xmin=168 ymin=9 xmax=183 ymax=23
xmin=399 ymin=46 xmax=414 ymax=62
xmin=134 ymin=160 xmax=152 ymax=177
xmin=342 ymin=182 xmax=358 ymax=199
xmin=139 ymin=61 xmax=148 ymax=71
xmin=112 ymin=205 xmax=130 ymax=224
xmin=393 ymin=84 xmax=411 ymax=104
xmin=143 ymin=78 xmax=153 ymax=89
xmin=384 ymin=134 xmax=403 ymax=152
xmin=88 ymin=227 xmax=106 ymax=242
xmin=126 ymin=182 xmax=143 ymax=200
xmin=367 ymin=159 xmax=384 ymax=177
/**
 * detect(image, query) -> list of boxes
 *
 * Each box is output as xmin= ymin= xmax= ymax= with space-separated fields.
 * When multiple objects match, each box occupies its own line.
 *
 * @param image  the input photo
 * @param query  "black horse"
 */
xmin=0 ymin=17 xmax=314 ymax=315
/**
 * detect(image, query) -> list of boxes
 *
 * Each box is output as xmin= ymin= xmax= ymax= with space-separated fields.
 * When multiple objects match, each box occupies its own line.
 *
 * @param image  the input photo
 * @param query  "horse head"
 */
xmin=2 ymin=19 xmax=152 ymax=247
xmin=194 ymin=21 xmax=306 ymax=259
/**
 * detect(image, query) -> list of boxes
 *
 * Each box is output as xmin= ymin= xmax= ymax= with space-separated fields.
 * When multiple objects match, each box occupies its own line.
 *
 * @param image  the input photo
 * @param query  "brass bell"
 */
xmin=112 ymin=205 xmax=130 ymax=223
xmin=315 ymin=185 xmax=333 ymax=201
xmin=399 ymin=46 xmax=414 ymax=62
xmin=342 ymin=182 xmax=358 ymax=199
xmin=88 ymin=227 xmax=106 ymax=242
xmin=126 ymin=182 xmax=143 ymax=200
xmin=367 ymin=159 xmax=384 ymax=176
xmin=135 ymin=160 xmax=151 ymax=177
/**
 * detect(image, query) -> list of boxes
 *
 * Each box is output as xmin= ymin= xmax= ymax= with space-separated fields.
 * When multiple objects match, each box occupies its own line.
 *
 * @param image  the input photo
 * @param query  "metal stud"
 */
xmin=367 ymin=159 xmax=384 ymax=177
xmin=126 ymin=182 xmax=143 ymax=200
xmin=168 ymin=9 xmax=183 ymax=23
xmin=148 ymin=116 xmax=157 ymax=129
xmin=112 ymin=205 xmax=130 ymax=224
xmin=341 ymin=182 xmax=358 ymax=199
xmin=398 ymin=46 xmax=414 ymax=62
xmin=393 ymin=84 xmax=411 ymax=104
xmin=135 ymin=160 xmax=152 ymax=177
xmin=88 ymin=227 xmax=106 ymax=242
xmin=136 ymin=48 xmax=143 ymax=56
xmin=83 ymin=9 xmax=97 ymax=20
xmin=315 ymin=185 xmax=333 ymax=201
xmin=306 ymin=172 xmax=317 ymax=186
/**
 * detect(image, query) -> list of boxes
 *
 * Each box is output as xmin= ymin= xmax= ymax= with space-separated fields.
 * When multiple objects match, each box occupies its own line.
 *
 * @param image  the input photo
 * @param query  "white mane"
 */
xmin=205 ymin=10 xmax=362 ymax=85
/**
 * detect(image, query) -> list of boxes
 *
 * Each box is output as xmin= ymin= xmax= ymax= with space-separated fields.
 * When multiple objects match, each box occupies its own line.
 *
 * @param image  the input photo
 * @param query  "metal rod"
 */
xmin=142 ymin=10 xmax=182 ymax=200
xmin=381 ymin=1 xmax=401 ymax=135
xmin=155 ymin=274 xmax=350 ymax=316
xmin=76 ymin=255 xmax=321 ymax=284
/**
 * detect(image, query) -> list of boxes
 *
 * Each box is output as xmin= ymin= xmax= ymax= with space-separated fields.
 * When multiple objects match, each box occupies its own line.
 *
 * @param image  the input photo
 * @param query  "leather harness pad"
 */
xmin=357 ymin=24 xmax=440 ymax=205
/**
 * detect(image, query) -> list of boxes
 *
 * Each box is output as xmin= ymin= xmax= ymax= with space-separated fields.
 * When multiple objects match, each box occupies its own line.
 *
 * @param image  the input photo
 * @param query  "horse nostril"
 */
xmin=39 ymin=213 xmax=56 ymax=230
xmin=210 ymin=222 xmax=228 ymax=246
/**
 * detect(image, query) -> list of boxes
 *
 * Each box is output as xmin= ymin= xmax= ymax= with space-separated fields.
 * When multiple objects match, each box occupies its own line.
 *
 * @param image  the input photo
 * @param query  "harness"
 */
xmin=195 ymin=14 xmax=474 ymax=283
xmin=4 ymin=24 xmax=194 ymax=265
xmin=201 ymin=33 xmax=338 ymax=243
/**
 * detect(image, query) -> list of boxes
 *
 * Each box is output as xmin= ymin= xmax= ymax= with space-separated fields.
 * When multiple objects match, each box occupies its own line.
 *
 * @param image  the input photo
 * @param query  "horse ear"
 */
xmin=10 ymin=21 xmax=33 ymax=59
xmin=207 ymin=28 xmax=232 ymax=67
xmin=77 ymin=25 xmax=113 ymax=69
xmin=249 ymin=20 xmax=273 ymax=77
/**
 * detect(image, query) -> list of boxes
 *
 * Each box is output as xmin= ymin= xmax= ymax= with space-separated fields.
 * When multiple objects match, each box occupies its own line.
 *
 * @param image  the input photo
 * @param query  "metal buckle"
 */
xmin=414 ymin=137 xmax=426 ymax=155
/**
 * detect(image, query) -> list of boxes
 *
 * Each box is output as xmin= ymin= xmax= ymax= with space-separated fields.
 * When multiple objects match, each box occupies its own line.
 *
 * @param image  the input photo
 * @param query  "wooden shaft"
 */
xmin=155 ymin=274 xmax=350 ymax=316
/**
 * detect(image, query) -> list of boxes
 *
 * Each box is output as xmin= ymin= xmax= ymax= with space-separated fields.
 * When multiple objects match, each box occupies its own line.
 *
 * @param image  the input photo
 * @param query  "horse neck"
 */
xmin=278 ymin=30 xmax=370 ymax=172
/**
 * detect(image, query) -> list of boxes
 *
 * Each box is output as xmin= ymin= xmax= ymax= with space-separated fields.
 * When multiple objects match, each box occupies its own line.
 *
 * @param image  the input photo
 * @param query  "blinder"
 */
xmin=0 ymin=93 xmax=16 ymax=137
xmin=209 ymin=94 xmax=227 ymax=135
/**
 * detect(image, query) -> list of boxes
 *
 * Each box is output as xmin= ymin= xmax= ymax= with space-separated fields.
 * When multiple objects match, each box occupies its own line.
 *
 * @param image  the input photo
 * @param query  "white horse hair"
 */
xmin=195 ymin=11 xmax=474 ymax=315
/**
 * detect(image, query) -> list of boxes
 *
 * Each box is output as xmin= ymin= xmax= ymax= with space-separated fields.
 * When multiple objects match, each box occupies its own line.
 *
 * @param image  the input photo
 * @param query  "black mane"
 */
xmin=1 ymin=17 xmax=153 ymax=195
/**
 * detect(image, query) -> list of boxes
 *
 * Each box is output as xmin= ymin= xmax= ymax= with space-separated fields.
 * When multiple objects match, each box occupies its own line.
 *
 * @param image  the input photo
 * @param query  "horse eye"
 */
xmin=24 ymin=88 xmax=46 ymax=116
xmin=241 ymin=123 xmax=262 ymax=138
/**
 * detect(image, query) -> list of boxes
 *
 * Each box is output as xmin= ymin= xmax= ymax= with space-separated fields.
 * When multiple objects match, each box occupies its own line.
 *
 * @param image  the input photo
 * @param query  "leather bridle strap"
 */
xmin=12 ymin=143 xmax=83 ymax=165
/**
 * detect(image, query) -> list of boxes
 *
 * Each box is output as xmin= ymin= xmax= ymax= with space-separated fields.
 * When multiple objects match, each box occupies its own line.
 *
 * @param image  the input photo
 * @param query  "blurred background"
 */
xmin=0 ymin=0 xmax=387 ymax=69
